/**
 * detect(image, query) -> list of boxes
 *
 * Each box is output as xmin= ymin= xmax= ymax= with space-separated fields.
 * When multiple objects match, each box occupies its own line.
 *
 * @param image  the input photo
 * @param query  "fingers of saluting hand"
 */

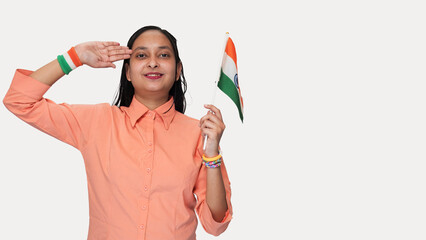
xmin=101 ymin=41 xmax=120 ymax=47
xmin=92 ymin=59 xmax=120 ymax=68
xmin=105 ymin=45 xmax=133 ymax=62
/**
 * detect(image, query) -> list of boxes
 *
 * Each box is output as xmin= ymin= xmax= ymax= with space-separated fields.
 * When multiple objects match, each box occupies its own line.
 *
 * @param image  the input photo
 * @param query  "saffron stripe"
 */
xmin=224 ymin=38 xmax=237 ymax=69
xmin=67 ymin=47 xmax=82 ymax=67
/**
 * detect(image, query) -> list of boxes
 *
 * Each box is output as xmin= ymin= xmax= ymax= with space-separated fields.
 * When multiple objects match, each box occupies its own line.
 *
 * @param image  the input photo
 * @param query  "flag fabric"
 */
xmin=217 ymin=35 xmax=244 ymax=122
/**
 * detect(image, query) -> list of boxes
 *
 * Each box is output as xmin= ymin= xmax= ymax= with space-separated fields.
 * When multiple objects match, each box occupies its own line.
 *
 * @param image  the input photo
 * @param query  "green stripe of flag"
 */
xmin=218 ymin=70 xmax=244 ymax=122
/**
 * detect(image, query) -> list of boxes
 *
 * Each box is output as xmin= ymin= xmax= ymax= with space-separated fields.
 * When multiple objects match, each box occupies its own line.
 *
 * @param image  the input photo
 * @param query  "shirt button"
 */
xmin=144 ymin=185 xmax=148 ymax=191
xmin=147 ymin=168 xmax=151 ymax=173
xmin=148 ymin=142 xmax=152 ymax=146
xmin=148 ymin=149 xmax=152 ymax=153
xmin=138 ymin=225 xmax=144 ymax=230
xmin=142 ymin=205 xmax=147 ymax=211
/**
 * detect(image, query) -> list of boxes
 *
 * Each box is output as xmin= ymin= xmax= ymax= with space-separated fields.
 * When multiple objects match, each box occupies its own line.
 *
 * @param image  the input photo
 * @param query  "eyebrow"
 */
xmin=133 ymin=46 xmax=172 ymax=51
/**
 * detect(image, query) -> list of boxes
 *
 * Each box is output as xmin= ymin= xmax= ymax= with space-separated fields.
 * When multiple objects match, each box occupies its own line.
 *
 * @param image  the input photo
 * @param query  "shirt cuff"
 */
xmin=220 ymin=209 xmax=231 ymax=223
xmin=11 ymin=69 xmax=51 ymax=99
xmin=205 ymin=201 xmax=233 ymax=224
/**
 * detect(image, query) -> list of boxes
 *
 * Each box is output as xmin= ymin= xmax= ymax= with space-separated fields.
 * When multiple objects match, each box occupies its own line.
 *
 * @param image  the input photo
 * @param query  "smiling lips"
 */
xmin=145 ymin=72 xmax=163 ymax=80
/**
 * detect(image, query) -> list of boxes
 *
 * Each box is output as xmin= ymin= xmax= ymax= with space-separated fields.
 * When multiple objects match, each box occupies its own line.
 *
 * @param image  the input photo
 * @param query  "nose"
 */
xmin=148 ymin=57 xmax=158 ymax=68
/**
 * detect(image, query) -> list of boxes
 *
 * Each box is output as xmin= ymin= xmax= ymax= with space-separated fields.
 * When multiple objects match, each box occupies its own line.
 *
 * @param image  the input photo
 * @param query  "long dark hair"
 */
xmin=112 ymin=26 xmax=187 ymax=113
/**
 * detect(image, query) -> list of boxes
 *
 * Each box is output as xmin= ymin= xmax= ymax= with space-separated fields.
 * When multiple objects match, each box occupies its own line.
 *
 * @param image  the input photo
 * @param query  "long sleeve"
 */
xmin=3 ymin=69 xmax=103 ymax=150
xmin=193 ymin=137 xmax=233 ymax=236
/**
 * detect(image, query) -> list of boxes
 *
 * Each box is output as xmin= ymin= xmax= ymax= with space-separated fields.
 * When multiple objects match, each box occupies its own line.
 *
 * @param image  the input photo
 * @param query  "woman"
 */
xmin=3 ymin=25 xmax=232 ymax=240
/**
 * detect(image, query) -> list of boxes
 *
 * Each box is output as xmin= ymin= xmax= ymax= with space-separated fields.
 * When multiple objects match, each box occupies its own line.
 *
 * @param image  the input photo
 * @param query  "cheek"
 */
xmin=128 ymin=62 xmax=144 ymax=78
xmin=168 ymin=63 xmax=178 ymax=78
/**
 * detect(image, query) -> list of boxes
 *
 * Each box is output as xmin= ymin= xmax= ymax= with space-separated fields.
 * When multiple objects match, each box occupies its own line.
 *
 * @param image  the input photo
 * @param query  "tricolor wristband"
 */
xmin=57 ymin=47 xmax=82 ymax=75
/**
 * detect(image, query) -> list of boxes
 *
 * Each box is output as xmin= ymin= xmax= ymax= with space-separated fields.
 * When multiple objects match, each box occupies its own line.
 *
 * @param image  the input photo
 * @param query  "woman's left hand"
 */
xmin=199 ymin=104 xmax=226 ymax=157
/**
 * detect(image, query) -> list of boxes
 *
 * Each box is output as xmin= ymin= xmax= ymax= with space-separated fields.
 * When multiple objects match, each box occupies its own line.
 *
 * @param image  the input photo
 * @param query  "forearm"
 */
xmin=30 ymin=59 xmax=64 ymax=86
xmin=206 ymin=166 xmax=228 ymax=222
xmin=28 ymin=42 xmax=131 ymax=86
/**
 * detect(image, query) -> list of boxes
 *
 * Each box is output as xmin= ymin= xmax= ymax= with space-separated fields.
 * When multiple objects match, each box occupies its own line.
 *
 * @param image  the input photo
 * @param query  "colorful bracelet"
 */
xmin=202 ymin=154 xmax=222 ymax=162
xmin=204 ymin=161 xmax=222 ymax=168
xmin=203 ymin=157 xmax=222 ymax=168
xmin=57 ymin=47 xmax=82 ymax=75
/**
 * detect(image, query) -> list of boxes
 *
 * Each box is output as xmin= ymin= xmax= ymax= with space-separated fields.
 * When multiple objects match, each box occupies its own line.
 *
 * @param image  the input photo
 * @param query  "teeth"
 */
xmin=147 ymin=74 xmax=161 ymax=76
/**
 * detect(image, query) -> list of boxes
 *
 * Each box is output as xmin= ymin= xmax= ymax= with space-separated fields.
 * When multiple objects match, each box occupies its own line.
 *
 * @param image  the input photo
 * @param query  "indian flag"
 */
xmin=217 ymin=35 xmax=244 ymax=122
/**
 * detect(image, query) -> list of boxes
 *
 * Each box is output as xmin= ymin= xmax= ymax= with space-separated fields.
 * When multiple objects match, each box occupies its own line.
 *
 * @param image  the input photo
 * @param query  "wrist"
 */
xmin=203 ymin=150 xmax=219 ymax=158
xmin=57 ymin=47 xmax=82 ymax=75
xmin=74 ymin=44 xmax=84 ymax=65
xmin=202 ymin=154 xmax=222 ymax=168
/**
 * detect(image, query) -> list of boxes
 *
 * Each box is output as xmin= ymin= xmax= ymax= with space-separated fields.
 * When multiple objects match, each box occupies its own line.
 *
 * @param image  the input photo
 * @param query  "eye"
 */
xmin=160 ymin=53 xmax=170 ymax=58
xmin=136 ymin=53 xmax=146 ymax=58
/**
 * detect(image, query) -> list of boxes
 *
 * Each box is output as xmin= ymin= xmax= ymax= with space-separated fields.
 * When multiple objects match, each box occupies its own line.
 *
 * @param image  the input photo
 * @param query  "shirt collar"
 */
xmin=122 ymin=95 xmax=176 ymax=130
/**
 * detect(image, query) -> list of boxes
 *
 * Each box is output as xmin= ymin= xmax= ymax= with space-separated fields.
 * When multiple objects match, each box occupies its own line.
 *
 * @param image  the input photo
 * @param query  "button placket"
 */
xmin=138 ymin=197 xmax=148 ymax=207
xmin=146 ymin=111 xmax=154 ymax=156
xmin=137 ymin=111 xmax=155 ymax=240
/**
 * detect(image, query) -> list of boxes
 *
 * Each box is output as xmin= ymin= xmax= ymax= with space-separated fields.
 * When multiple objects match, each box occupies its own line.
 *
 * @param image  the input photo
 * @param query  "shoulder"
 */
xmin=172 ymin=112 xmax=202 ymax=136
xmin=91 ymin=102 xmax=114 ymax=114
xmin=101 ymin=103 xmax=130 ymax=116
xmin=174 ymin=111 xmax=200 ymax=127
xmin=64 ymin=102 xmax=111 ymax=116
xmin=172 ymin=112 xmax=203 ymax=150
xmin=77 ymin=102 xmax=118 ymax=120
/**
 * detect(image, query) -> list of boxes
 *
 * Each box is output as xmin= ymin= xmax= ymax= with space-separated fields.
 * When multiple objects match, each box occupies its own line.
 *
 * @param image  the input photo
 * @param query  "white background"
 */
xmin=1 ymin=0 xmax=426 ymax=239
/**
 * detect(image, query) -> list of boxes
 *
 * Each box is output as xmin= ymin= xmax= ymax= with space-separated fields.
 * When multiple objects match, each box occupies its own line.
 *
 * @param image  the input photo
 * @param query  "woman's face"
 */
xmin=126 ymin=30 xmax=182 ymax=100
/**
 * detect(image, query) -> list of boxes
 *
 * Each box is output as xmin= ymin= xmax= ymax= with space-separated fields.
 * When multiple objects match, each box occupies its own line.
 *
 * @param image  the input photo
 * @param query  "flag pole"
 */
xmin=203 ymin=32 xmax=230 ymax=151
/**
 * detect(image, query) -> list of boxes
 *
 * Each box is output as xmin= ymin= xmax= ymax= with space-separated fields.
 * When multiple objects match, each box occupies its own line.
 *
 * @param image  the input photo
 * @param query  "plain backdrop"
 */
xmin=1 ymin=0 xmax=426 ymax=239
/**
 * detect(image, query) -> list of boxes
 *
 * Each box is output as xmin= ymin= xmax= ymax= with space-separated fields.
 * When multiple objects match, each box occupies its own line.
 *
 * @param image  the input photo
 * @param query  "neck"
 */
xmin=134 ymin=93 xmax=170 ymax=110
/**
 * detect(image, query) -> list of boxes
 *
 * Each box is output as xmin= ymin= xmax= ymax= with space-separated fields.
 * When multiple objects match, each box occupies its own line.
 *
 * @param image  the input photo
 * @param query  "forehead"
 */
xmin=132 ymin=30 xmax=172 ymax=49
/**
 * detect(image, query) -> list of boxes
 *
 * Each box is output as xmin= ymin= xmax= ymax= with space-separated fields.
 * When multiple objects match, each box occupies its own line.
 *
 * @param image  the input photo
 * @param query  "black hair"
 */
xmin=112 ymin=26 xmax=187 ymax=113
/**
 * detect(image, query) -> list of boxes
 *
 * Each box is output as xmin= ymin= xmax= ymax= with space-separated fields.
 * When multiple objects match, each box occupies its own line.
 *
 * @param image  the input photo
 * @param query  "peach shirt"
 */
xmin=3 ymin=69 xmax=233 ymax=240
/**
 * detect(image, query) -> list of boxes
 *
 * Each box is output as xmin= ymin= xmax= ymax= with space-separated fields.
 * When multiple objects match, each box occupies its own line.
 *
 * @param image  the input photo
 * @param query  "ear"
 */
xmin=176 ymin=62 xmax=182 ymax=81
xmin=125 ymin=63 xmax=131 ymax=81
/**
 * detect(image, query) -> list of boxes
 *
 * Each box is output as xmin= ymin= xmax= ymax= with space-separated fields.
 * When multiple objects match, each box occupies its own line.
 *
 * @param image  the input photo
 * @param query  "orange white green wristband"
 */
xmin=57 ymin=47 xmax=82 ymax=75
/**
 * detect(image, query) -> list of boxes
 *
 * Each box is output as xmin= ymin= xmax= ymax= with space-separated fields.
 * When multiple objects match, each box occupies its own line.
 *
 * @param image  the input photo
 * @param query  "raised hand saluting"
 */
xmin=75 ymin=41 xmax=132 ymax=68
xmin=29 ymin=41 xmax=132 ymax=86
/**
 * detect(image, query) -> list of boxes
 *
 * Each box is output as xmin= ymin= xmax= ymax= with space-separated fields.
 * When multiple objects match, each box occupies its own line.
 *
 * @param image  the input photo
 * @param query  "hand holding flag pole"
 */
xmin=203 ymin=32 xmax=244 ymax=151
xmin=202 ymin=32 xmax=229 ymax=151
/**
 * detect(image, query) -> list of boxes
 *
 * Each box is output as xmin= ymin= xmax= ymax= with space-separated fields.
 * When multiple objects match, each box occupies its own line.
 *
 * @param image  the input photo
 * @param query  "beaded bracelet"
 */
xmin=57 ymin=47 xmax=82 ymax=75
xmin=203 ymin=157 xmax=222 ymax=168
